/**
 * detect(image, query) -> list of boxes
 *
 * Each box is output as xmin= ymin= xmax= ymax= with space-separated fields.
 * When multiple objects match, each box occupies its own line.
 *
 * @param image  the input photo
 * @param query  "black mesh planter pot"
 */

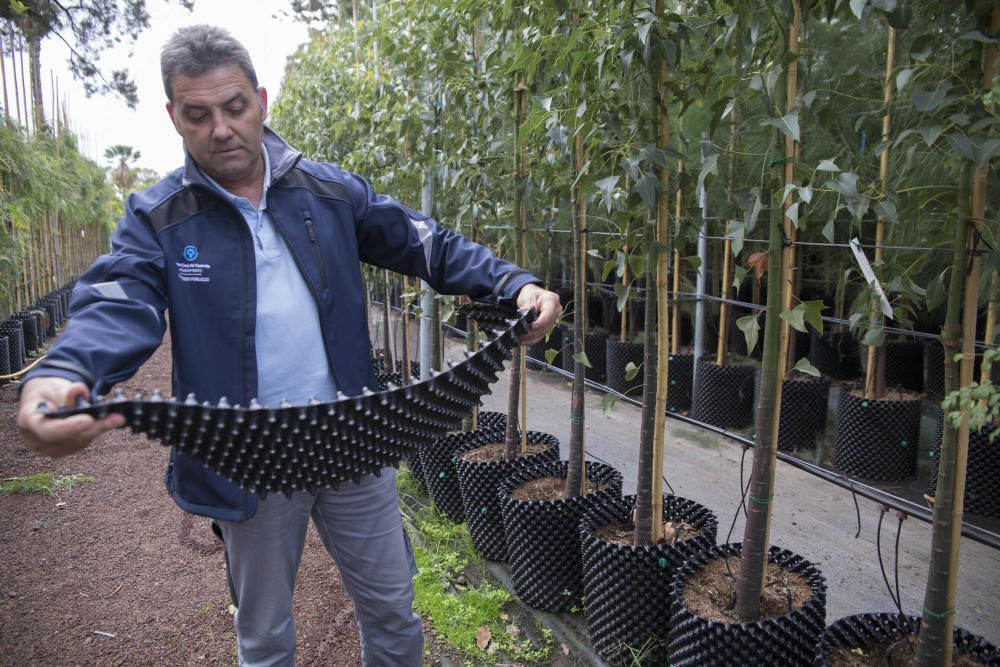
xmin=808 ymin=330 xmax=861 ymax=381
xmin=580 ymin=494 xmax=719 ymax=666
xmin=584 ymin=330 xmax=609 ymax=383
xmin=927 ymin=415 xmax=1000 ymax=519
xmin=777 ymin=374 xmax=830 ymax=453
xmin=0 ymin=321 xmax=25 ymax=372
xmin=816 ymin=613 xmax=1000 ymax=665
xmin=527 ymin=325 xmax=563 ymax=368
xmin=668 ymin=543 xmax=827 ymax=667
xmin=924 ymin=340 xmax=945 ymax=399
xmin=606 ymin=338 xmax=644 ymax=397
xmin=15 ymin=312 xmax=40 ymax=353
xmin=43 ymin=301 xmax=58 ymax=337
xmin=499 ymin=460 xmax=623 ymax=612
xmin=691 ymin=361 xmax=756 ymax=429
xmin=885 ymin=340 xmax=924 ymax=393
xmin=666 ymin=353 xmax=695 ymax=414
xmin=832 ymin=390 xmax=921 ymax=482
xmin=0 ymin=336 xmax=9 ymax=387
xmin=455 ymin=430 xmax=560 ymax=560
xmin=417 ymin=411 xmax=508 ymax=522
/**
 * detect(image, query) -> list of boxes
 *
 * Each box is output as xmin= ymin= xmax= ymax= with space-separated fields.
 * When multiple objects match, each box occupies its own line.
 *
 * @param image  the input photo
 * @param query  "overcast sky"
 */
xmin=5 ymin=0 xmax=311 ymax=176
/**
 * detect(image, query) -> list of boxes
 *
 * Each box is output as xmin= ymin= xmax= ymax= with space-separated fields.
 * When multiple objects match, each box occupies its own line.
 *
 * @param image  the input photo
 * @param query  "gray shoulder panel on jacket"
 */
xmin=277 ymin=168 xmax=351 ymax=203
xmin=148 ymin=188 xmax=217 ymax=233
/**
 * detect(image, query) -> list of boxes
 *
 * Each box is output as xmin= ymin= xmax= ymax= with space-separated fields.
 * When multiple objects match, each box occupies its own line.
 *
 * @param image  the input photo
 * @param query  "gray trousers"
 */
xmin=217 ymin=467 xmax=422 ymax=667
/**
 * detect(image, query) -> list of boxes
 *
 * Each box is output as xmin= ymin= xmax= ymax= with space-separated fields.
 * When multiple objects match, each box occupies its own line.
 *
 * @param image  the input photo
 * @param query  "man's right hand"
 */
xmin=16 ymin=377 xmax=124 ymax=458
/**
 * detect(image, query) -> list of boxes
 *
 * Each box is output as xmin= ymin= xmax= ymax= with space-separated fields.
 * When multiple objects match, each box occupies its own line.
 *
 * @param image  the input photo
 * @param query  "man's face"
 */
xmin=166 ymin=64 xmax=267 ymax=188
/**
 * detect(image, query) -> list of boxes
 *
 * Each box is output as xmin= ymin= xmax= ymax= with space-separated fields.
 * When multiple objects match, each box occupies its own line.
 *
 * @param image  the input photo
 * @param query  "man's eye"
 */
xmin=228 ymin=105 xmax=246 ymax=116
xmin=187 ymin=114 xmax=207 ymax=123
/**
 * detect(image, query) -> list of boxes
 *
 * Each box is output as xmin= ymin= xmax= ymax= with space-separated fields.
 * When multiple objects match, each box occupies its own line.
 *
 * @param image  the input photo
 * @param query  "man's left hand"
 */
xmin=515 ymin=284 xmax=562 ymax=346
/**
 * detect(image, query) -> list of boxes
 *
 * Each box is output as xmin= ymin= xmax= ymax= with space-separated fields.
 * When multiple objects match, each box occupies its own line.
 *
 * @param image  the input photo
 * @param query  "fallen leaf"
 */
xmin=561 ymin=643 xmax=570 ymax=656
xmin=499 ymin=611 xmax=509 ymax=621
xmin=661 ymin=521 xmax=677 ymax=544
xmin=475 ymin=625 xmax=492 ymax=650
xmin=506 ymin=624 xmax=521 ymax=637
xmin=227 ymin=604 xmax=237 ymax=616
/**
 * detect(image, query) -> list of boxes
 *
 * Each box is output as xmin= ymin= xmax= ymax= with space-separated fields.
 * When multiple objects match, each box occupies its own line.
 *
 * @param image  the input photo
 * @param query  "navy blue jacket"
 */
xmin=27 ymin=128 xmax=539 ymax=521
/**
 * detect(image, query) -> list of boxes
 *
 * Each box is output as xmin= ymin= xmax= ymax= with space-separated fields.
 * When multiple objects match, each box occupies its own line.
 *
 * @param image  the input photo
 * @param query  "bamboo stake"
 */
xmin=17 ymin=31 xmax=29 ymax=135
xmin=517 ymin=61 xmax=529 ymax=456
xmin=672 ymin=164 xmax=682 ymax=355
xmin=776 ymin=0 xmax=800 ymax=382
xmin=716 ymin=238 xmax=732 ymax=365
xmin=8 ymin=22 xmax=21 ymax=127
xmin=864 ymin=27 xmax=896 ymax=400
xmin=1 ymin=29 xmax=10 ymax=126
xmin=647 ymin=0 xmax=672 ymax=544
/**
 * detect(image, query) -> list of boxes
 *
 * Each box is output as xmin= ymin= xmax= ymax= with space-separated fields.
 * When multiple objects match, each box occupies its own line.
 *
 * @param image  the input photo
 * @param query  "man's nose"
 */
xmin=211 ymin=112 xmax=234 ymax=141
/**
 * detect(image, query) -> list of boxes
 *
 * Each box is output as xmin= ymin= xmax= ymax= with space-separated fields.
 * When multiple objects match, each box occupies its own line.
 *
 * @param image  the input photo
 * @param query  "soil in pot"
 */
xmin=454 ymin=431 xmax=560 ymax=560
xmin=500 ymin=460 xmax=623 ymax=612
xmin=668 ymin=543 xmax=827 ymax=667
xmin=581 ymin=494 xmax=719 ymax=667
xmin=691 ymin=360 xmax=756 ymax=429
xmin=818 ymin=613 xmax=1000 ymax=667
xmin=833 ymin=388 xmax=922 ymax=482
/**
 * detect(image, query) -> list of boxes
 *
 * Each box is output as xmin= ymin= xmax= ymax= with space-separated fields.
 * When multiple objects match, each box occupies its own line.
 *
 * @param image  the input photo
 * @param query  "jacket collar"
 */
xmin=180 ymin=125 xmax=302 ymax=189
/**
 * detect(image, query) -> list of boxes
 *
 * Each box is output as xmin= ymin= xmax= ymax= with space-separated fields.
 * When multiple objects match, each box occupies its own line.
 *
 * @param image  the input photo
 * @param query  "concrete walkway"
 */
xmin=440 ymin=334 xmax=1000 ymax=648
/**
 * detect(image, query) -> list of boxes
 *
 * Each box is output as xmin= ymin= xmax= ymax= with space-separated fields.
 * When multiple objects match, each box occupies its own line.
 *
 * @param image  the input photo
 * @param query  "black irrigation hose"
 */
xmin=876 ymin=508 xmax=901 ymax=613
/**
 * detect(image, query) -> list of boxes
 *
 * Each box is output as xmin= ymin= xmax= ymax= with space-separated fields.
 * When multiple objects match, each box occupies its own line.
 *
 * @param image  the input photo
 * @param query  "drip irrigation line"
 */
xmin=876 ymin=507 xmax=902 ymax=613
xmin=894 ymin=512 xmax=906 ymax=625
xmin=0 ymin=353 xmax=46 ymax=380
xmin=847 ymin=477 xmax=862 ymax=539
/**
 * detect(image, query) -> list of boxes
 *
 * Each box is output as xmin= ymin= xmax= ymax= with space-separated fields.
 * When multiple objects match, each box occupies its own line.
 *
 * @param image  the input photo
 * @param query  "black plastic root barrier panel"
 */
xmin=605 ymin=338 xmax=643 ymax=397
xmin=455 ymin=430 xmax=560 ymax=561
xmin=499 ymin=460 xmax=622 ymax=612
xmin=928 ymin=412 xmax=1000 ymax=519
xmin=924 ymin=340 xmax=945 ymax=399
xmin=668 ymin=543 xmax=827 ymax=667
xmin=808 ymin=330 xmax=861 ymax=381
xmin=777 ymin=374 xmax=830 ymax=452
xmin=417 ymin=410 xmax=507 ymax=521
xmin=691 ymin=361 xmax=755 ymax=429
xmin=42 ymin=308 xmax=534 ymax=498
xmin=816 ymin=612 xmax=1000 ymax=665
xmin=580 ymin=494 xmax=718 ymax=667
xmin=667 ymin=353 xmax=694 ymax=414
xmin=833 ymin=390 xmax=921 ymax=482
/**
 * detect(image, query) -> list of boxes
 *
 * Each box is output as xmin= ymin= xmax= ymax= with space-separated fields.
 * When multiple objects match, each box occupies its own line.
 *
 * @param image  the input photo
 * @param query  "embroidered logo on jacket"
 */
xmin=177 ymin=245 xmax=211 ymax=283
xmin=183 ymin=245 xmax=199 ymax=261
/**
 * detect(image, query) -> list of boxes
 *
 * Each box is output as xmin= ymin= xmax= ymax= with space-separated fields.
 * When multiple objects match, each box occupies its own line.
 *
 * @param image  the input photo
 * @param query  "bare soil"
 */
xmin=828 ymin=634 xmax=988 ymax=667
xmin=458 ymin=441 xmax=549 ymax=463
xmin=510 ymin=476 xmax=602 ymax=502
xmin=680 ymin=556 xmax=813 ymax=624
xmin=846 ymin=388 xmax=923 ymax=402
xmin=595 ymin=520 xmax=699 ymax=547
xmin=0 ymin=335 xmax=377 ymax=666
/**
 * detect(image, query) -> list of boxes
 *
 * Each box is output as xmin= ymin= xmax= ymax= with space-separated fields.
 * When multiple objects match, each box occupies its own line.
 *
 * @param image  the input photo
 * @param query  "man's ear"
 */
xmin=259 ymin=87 xmax=268 ymax=121
xmin=166 ymin=102 xmax=181 ymax=134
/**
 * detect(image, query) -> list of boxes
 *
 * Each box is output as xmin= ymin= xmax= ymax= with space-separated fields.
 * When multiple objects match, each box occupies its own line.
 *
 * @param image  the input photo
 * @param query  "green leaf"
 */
xmin=577 ymin=101 xmax=587 ymax=118
xmin=744 ymin=190 xmax=763 ymax=233
xmin=850 ymin=0 xmax=867 ymax=19
xmin=544 ymin=348 xmax=559 ymax=365
xmin=800 ymin=300 xmax=828 ymax=334
xmin=793 ymin=358 xmax=821 ymax=377
xmin=873 ymin=200 xmax=898 ymax=224
xmin=975 ymin=138 xmax=1000 ymax=166
xmin=602 ymin=392 xmax=619 ymax=416
xmin=573 ymin=351 xmax=593 ymax=369
xmin=697 ymin=154 xmax=718 ymax=196
xmin=896 ymin=68 xmax=914 ymax=92
xmin=639 ymin=144 xmax=666 ymax=167
xmin=761 ymin=109 xmax=800 ymax=142
xmin=596 ymin=175 xmax=620 ymax=213
xmin=862 ymin=327 xmax=885 ymax=347
xmin=637 ymin=21 xmax=652 ymax=47
xmin=780 ymin=307 xmax=807 ymax=333
xmin=948 ymin=133 xmax=976 ymax=162
xmin=802 ymin=91 xmax=816 ymax=108
xmin=785 ymin=202 xmax=800 ymax=228
xmin=634 ymin=173 xmax=660 ymax=210
xmin=721 ymin=98 xmax=736 ymax=120
xmin=817 ymin=159 xmax=840 ymax=172
xmin=799 ymin=185 xmax=814 ymax=204
xmin=737 ymin=314 xmax=760 ymax=355
xmin=733 ymin=265 xmax=749 ymax=288
xmin=913 ymin=82 xmax=952 ymax=113
xmin=587 ymin=249 xmax=603 ymax=258
xmin=624 ymin=362 xmax=640 ymax=382
xmin=959 ymin=30 xmax=997 ymax=43
xmin=925 ymin=270 xmax=947 ymax=311
xmin=726 ymin=219 xmax=746 ymax=257
xmin=614 ymin=282 xmax=632 ymax=312
xmin=919 ymin=126 xmax=944 ymax=147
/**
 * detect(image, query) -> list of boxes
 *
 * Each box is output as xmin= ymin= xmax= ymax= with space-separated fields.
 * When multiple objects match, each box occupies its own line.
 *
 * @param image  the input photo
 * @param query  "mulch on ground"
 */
xmin=0 ymin=334 xmax=367 ymax=666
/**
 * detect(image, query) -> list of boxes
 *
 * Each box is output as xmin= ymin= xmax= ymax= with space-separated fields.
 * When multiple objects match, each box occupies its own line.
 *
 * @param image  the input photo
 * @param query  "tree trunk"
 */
xmin=564 ymin=127 xmax=587 ymax=498
xmin=633 ymin=231 xmax=659 ymax=545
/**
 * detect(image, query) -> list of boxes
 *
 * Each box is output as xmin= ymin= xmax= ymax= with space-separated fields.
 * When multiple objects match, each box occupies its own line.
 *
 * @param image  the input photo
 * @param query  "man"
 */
xmin=16 ymin=25 xmax=559 ymax=667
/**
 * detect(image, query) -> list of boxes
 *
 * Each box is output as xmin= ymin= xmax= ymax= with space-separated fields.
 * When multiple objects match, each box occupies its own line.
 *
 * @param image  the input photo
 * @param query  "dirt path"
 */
xmin=0 ymin=335 xmax=366 ymax=666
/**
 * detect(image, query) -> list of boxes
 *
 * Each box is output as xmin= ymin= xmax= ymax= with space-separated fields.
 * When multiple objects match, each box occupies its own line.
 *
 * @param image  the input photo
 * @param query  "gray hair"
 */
xmin=161 ymin=25 xmax=259 ymax=101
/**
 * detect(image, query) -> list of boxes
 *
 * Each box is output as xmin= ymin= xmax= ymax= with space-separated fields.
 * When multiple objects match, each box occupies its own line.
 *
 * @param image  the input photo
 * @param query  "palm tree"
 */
xmin=104 ymin=144 xmax=142 ymax=197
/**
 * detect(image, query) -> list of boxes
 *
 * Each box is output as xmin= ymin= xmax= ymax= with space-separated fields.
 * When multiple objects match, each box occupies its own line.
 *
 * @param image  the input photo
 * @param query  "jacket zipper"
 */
xmin=270 ymin=207 xmax=341 ymax=390
xmin=303 ymin=210 xmax=329 ymax=290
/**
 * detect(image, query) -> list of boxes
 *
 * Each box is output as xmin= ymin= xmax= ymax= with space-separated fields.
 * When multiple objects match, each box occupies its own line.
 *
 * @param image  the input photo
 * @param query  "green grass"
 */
xmin=397 ymin=466 xmax=553 ymax=665
xmin=0 ymin=473 xmax=95 ymax=495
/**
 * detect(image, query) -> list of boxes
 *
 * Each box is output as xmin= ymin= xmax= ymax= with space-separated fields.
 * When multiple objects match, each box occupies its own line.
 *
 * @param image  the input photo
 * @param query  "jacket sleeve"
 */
xmin=344 ymin=171 xmax=541 ymax=303
xmin=23 ymin=196 xmax=168 ymax=395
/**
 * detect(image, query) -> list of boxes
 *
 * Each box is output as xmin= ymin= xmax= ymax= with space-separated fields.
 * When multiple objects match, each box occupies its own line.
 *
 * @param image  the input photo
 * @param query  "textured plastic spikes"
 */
xmin=43 ymin=305 xmax=534 ymax=496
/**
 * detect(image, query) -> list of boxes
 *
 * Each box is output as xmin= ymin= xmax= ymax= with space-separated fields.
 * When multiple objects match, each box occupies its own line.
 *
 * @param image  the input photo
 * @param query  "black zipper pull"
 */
xmin=304 ymin=210 xmax=317 ymax=242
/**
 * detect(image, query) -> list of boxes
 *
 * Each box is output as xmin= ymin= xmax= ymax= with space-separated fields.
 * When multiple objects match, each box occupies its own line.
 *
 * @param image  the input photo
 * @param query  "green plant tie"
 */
xmin=658 ymin=558 xmax=667 ymax=568
xmin=748 ymin=494 xmax=773 ymax=505
xmin=451 ymin=456 xmax=457 ymax=464
xmin=480 ymin=506 xmax=488 ymax=515
xmin=900 ymin=440 xmax=908 ymax=447
xmin=861 ymin=400 xmax=870 ymax=408
xmin=922 ymin=606 xmax=955 ymax=619
xmin=568 ymin=415 xmax=583 ymax=423
xmin=438 ymin=471 xmax=446 ymax=479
